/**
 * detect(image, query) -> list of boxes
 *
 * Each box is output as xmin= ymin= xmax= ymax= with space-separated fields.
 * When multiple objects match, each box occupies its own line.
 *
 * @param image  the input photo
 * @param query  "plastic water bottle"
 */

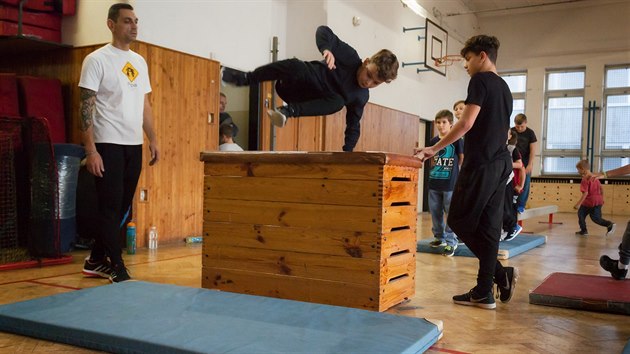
xmin=185 ymin=236 xmax=203 ymax=243
xmin=126 ymin=222 xmax=136 ymax=254
xmin=148 ymin=226 xmax=158 ymax=250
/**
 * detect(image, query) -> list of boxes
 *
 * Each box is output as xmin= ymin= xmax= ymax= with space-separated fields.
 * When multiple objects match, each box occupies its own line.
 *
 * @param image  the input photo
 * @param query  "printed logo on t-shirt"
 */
xmin=430 ymin=145 xmax=456 ymax=179
xmin=122 ymin=62 xmax=139 ymax=82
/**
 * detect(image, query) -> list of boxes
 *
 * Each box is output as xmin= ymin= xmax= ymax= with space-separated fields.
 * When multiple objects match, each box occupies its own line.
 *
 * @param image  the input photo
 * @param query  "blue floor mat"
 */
xmin=0 ymin=281 xmax=441 ymax=354
xmin=417 ymin=235 xmax=546 ymax=260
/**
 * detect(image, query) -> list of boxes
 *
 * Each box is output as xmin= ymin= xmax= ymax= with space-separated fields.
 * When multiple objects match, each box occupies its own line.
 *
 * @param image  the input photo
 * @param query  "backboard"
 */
xmin=424 ymin=18 xmax=448 ymax=76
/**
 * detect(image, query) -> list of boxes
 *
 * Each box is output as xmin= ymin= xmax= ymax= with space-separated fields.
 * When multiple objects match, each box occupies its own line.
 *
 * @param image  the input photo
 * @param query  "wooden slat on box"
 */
xmin=203 ymin=245 xmax=379 ymax=285
xmin=203 ymin=222 xmax=381 ymax=259
xmin=204 ymin=162 xmax=382 ymax=180
xmin=204 ymin=199 xmax=381 ymax=232
xmin=205 ymin=176 xmax=381 ymax=206
xmin=202 ymin=267 xmax=380 ymax=310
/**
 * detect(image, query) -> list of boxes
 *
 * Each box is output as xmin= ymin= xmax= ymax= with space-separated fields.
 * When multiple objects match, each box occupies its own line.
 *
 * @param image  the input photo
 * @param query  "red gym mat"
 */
xmin=0 ymin=73 xmax=19 ymax=116
xmin=530 ymin=272 xmax=630 ymax=315
xmin=16 ymin=76 xmax=66 ymax=143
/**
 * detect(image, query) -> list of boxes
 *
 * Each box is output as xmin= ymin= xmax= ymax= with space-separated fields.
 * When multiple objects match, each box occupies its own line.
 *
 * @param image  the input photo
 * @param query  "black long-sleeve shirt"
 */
xmin=314 ymin=26 xmax=368 ymax=152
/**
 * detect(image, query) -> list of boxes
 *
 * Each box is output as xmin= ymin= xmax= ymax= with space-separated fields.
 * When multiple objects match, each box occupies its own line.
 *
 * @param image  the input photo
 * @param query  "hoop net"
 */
xmin=434 ymin=55 xmax=463 ymax=67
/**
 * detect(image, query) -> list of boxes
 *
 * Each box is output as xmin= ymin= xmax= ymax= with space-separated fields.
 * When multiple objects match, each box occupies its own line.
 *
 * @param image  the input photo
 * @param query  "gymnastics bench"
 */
xmin=517 ymin=205 xmax=560 ymax=228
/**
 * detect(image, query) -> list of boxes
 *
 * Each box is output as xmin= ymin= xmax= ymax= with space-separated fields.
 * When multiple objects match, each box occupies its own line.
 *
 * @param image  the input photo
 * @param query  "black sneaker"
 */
xmin=453 ymin=289 xmax=496 ymax=309
xmin=109 ymin=265 xmax=132 ymax=283
xmin=504 ymin=225 xmax=522 ymax=242
xmin=496 ymin=266 xmax=519 ymax=303
xmin=575 ymin=230 xmax=588 ymax=236
xmin=82 ymin=257 xmax=113 ymax=279
xmin=607 ymin=224 xmax=617 ymax=237
xmin=429 ymin=239 xmax=446 ymax=248
xmin=442 ymin=244 xmax=457 ymax=257
xmin=600 ymin=255 xmax=628 ymax=280
xmin=221 ymin=67 xmax=249 ymax=86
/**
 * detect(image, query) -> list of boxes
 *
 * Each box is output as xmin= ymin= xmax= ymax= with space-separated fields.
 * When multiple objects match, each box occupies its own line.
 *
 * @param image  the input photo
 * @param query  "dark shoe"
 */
xmin=607 ymin=224 xmax=617 ymax=237
xmin=429 ymin=239 xmax=446 ymax=248
xmin=82 ymin=257 xmax=113 ymax=279
xmin=453 ymin=289 xmax=496 ymax=309
xmin=221 ymin=67 xmax=249 ymax=86
xmin=109 ymin=265 xmax=132 ymax=283
xmin=600 ymin=255 xmax=628 ymax=280
xmin=442 ymin=244 xmax=457 ymax=257
xmin=575 ymin=230 xmax=588 ymax=236
xmin=504 ymin=224 xmax=523 ymax=242
xmin=496 ymin=266 xmax=519 ymax=303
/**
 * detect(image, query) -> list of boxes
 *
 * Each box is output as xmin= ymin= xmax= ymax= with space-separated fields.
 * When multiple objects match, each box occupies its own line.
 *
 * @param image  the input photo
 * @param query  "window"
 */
xmin=602 ymin=65 xmax=630 ymax=172
xmin=542 ymin=68 xmax=585 ymax=175
xmin=501 ymin=72 xmax=526 ymax=127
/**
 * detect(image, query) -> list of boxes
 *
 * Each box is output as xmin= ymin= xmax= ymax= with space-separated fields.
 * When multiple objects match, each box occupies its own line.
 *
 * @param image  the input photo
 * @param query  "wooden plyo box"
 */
xmin=199 ymin=151 xmax=422 ymax=311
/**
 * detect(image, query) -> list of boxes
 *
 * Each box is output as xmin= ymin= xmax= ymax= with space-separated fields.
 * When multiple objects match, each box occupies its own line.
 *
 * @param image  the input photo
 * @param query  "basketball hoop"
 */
xmin=434 ymin=55 xmax=463 ymax=67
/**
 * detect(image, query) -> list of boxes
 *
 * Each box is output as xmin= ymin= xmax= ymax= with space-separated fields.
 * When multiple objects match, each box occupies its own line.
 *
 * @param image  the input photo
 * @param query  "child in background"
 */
xmin=453 ymin=100 xmax=465 ymax=121
xmin=502 ymin=130 xmax=525 ymax=241
xmin=427 ymin=110 xmax=464 ymax=257
xmin=573 ymin=159 xmax=616 ymax=236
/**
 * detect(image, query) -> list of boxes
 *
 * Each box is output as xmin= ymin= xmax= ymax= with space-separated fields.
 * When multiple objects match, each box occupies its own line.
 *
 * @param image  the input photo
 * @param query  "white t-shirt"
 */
xmin=78 ymin=44 xmax=151 ymax=145
xmin=219 ymin=143 xmax=244 ymax=152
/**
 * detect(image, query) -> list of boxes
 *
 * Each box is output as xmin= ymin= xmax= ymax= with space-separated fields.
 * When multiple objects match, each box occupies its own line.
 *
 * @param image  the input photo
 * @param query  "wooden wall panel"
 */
xmin=1 ymin=41 xmax=221 ymax=246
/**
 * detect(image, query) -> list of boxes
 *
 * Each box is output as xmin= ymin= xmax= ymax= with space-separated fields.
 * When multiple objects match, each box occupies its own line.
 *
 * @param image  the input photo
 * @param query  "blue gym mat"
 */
xmin=0 ymin=281 xmax=441 ymax=354
xmin=417 ymin=235 xmax=546 ymax=260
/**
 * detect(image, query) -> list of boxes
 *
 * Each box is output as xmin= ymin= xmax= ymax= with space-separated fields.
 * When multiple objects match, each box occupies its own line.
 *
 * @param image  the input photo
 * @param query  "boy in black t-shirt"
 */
xmin=222 ymin=26 xmax=399 ymax=152
xmin=511 ymin=113 xmax=537 ymax=213
xmin=415 ymin=35 xmax=517 ymax=310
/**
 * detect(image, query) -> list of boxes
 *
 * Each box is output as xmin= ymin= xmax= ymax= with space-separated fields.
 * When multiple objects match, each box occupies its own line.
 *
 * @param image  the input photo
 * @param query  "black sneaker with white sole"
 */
xmin=607 ymin=223 xmax=617 ymax=237
xmin=429 ymin=239 xmax=446 ymax=248
xmin=82 ymin=258 xmax=113 ymax=279
xmin=221 ymin=67 xmax=249 ymax=86
xmin=109 ymin=265 xmax=132 ymax=283
xmin=600 ymin=255 xmax=628 ymax=280
xmin=453 ymin=289 xmax=496 ymax=309
xmin=496 ymin=266 xmax=519 ymax=303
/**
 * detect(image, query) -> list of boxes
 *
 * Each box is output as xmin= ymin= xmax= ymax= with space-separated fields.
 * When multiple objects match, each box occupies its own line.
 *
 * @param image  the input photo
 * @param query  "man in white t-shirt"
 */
xmin=219 ymin=123 xmax=244 ymax=152
xmin=78 ymin=3 xmax=159 ymax=283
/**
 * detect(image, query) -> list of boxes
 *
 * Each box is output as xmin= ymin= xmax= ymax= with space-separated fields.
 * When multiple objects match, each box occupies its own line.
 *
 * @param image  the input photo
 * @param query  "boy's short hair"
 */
xmin=219 ymin=123 xmax=235 ymax=138
xmin=576 ymin=159 xmax=590 ymax=170
xmin=434 ymin=109 xmax=454 ymax=124
xmin=453 ymin=100 xmax=465 ymax=110
xmin=108 ymin=3 xmax=133 ymax=22
xmin=460 ymin=35 xmax=500 ymax=63
xmin=370 ymin=49 xmax=399 ymax=83
xmin=514 ymin=113 xmax=527 ymax=125
xmin=220 ymin=92 xmax=226 ymax=98
xmin=508 ymin=130 xmax=518 ymax=145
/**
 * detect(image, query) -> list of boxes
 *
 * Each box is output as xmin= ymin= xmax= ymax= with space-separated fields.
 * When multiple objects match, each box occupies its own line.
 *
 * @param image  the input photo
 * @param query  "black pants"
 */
xmin=249 ymin=58 xmax=344 ymax=117
xmin=502 ymin=180 xmax=517 ymax=233
xmin=618 ymin=221 xmax=630 ymax=265
xmin=448 ymin=157 xmax=512 ymax=295
xmin=90 ymin=143 xmax=142 ymax=267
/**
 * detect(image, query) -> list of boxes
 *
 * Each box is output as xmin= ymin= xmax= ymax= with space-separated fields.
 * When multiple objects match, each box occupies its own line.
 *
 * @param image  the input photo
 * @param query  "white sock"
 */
xmin=618 ymin=261 xmax=629 ymax=270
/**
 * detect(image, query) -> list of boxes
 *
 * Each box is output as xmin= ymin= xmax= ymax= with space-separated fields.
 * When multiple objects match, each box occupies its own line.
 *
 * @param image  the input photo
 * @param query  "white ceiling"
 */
xmin=454 ymin=0 xmax=606 ymax=16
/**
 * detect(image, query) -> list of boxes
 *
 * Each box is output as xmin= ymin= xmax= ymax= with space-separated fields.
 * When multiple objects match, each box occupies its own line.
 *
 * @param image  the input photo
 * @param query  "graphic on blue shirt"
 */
xmin=430 ymin=144 xmax=456 ymax=179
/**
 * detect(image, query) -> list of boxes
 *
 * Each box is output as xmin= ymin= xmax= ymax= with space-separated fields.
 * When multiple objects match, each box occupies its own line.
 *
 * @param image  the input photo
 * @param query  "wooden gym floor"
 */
xmin=1 ymin=212 xmax=628 ymax=353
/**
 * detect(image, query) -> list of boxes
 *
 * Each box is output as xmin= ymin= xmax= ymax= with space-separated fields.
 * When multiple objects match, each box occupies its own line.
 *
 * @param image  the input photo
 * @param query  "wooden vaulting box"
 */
xmin=199 ymin=151 xmax=422 ymax=311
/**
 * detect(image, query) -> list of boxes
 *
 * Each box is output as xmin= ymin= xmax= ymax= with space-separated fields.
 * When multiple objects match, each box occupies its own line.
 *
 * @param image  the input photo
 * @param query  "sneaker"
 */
xmin=600 ymin=255 xmax=628 ymax=280
xmin=267 ymin=107 xmax=288 ymax=127
xmin=82 ymin=257 xmax=113 ymax=279
xmin=442 ymin=244 xmax=457 ymax=257
xmin=496 ymin=266 xmax=519 ymax=303
xmin=504 ymin=224 xmax=523 ymax=242
xmin=607 ymin=223 xmax=617 ymax=237
xmin=429 ymin=239 xmax=446 ymax=248
xmin=517 ymin=206 xmax=525 ymax=214
xmin=109 ymin=265 xmax=132 ymax=283
xmin=575 ymin=230 xmax=588 ymax=236
xmin=221 ymin=67 xmax=249 ymax=86
xmin=500 ymin=230 xmax=508 ymax=241
xmin=453 ymin=289 xmax=496 ymax=309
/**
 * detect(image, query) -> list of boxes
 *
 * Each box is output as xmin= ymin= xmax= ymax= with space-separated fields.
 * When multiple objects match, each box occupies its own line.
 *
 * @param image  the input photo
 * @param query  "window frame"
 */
xmin=541 ymin=67 xmax=586 ymax=176
xmin=601 ymin=64 xmax=630 ymax=174
xmin=500 ymin=71 xmax=527 ymax=127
